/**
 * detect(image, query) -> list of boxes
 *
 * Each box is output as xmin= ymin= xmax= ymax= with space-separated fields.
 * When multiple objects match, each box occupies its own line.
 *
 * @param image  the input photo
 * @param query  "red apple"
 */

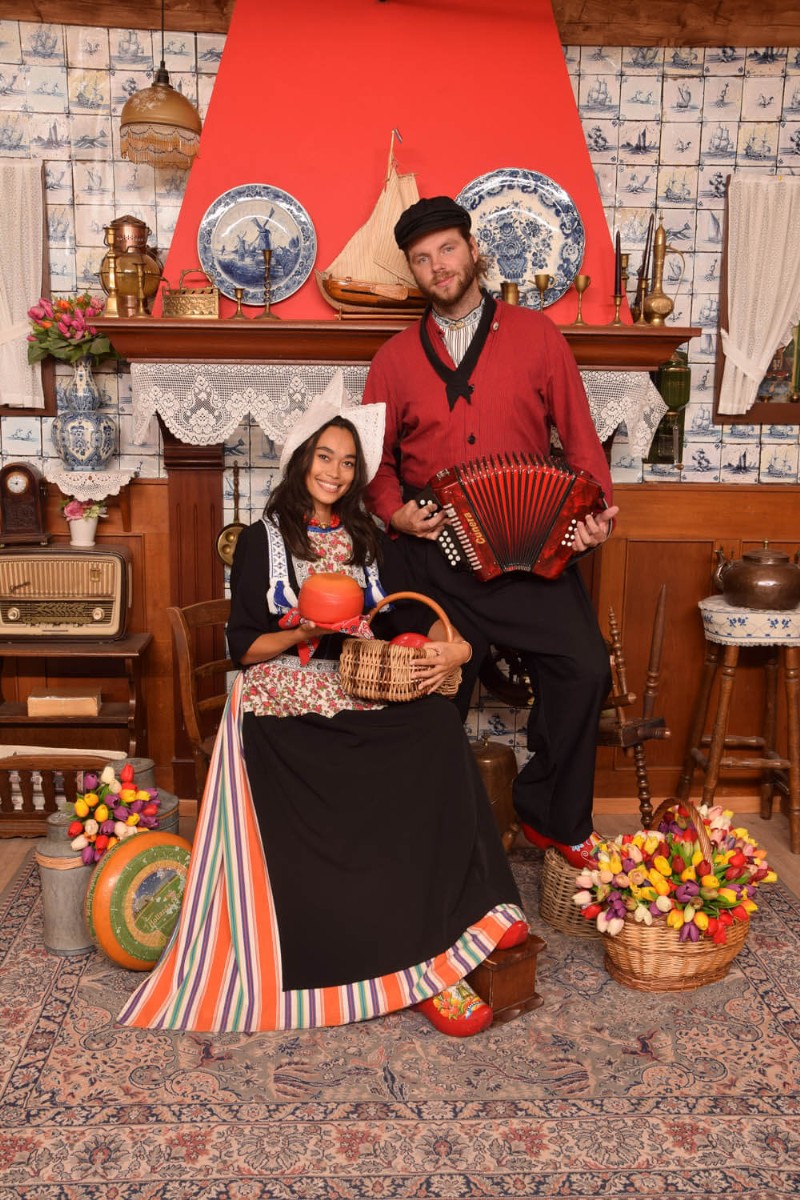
xmin=390 ymin=632 xmax=430 ymax=648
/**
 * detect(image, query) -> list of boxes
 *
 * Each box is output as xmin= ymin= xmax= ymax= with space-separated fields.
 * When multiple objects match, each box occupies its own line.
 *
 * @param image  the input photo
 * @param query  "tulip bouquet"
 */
xmin=67 ymin=763 xmax=161 ymax=865
xmin=572 ymin=803 xmax=777 ymax=945
xmin=27 ymin=294 xmax=114 ymax=366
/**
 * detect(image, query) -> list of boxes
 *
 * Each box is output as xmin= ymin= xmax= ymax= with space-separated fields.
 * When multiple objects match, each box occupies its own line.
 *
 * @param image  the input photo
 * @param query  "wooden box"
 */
xmin=27 ymin=688 xmax=102 ymax=717
xmin=467 ymin=931 xmax=546 ymax=1024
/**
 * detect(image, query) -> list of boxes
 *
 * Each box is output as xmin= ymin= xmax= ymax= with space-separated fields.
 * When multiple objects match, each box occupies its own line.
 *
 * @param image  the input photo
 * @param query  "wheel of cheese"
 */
xmin=84 ymin=831 xmax=192 ymax=971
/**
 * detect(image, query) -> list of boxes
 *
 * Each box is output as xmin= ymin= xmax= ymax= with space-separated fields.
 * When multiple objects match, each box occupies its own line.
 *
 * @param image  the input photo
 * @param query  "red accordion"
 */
xmin=418 ymin=454 xmax=607 ymax=581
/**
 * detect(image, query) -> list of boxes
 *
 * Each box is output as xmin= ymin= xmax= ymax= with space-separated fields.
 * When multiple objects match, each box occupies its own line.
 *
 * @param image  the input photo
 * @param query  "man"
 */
xmin=362 ymin=196 xmax=619 ymax=869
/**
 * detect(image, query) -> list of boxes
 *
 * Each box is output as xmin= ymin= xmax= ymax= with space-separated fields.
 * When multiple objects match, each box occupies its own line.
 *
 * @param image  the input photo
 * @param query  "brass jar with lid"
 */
xmin=99 ymin=215 xmax=163 ymax=316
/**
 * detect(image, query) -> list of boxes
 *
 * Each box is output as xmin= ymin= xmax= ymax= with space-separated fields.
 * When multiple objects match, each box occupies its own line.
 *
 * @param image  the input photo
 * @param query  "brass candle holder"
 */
xmin=231 ymin=287 xmax=246 ymax=319
xmin=534 ymin=273 xmax=554 ymax=311
xmin=572 ymin=274 xmax=590 ymax=325
xmin=610 ymin=294 xmax=624 ymax=326
xmin=101 ymin=225 xmax=119 ymax=318
xmin=257 ymin=248 xmax=279 ymax=320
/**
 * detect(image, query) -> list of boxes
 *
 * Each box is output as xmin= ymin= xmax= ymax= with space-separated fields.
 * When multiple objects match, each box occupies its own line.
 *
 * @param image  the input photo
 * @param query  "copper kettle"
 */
xmin=714 ymin=541 xmax=800 ymax=610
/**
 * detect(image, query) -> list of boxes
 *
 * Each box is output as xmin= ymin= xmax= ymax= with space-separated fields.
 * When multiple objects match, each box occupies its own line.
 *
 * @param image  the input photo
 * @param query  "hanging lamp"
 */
xmin=119 ymin=0 xmax=202 ymax=170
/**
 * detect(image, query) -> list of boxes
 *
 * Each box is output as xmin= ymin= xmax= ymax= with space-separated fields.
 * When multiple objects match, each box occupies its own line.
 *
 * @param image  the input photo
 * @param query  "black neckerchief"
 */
xmin=418 ymin=290 xmax=497 ymax=411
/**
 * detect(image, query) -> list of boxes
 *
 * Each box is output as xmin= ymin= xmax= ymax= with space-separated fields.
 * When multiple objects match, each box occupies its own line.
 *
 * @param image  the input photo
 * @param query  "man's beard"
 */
xmin=419 ymin=257 xmax=479 ymax=313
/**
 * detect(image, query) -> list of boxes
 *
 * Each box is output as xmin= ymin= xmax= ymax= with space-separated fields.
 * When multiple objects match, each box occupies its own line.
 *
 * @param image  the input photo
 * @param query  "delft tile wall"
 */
xmin=1 ymin=25 xmax=799 ymax=759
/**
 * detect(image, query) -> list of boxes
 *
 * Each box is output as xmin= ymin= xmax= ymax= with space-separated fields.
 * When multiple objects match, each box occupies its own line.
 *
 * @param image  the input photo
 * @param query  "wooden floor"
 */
xmin=2 ymin=807 xmax=798 ymax=898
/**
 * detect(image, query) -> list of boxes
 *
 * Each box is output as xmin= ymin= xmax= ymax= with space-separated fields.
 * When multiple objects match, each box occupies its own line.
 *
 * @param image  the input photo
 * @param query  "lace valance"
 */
xmin=44 ymin=465 xmax=140 ymax=502
xmin=131 ymin=362 xmax=665 ymax=458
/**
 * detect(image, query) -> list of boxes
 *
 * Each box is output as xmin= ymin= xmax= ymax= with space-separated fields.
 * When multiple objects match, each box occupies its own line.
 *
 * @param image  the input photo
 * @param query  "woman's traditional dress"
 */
xmin=119 ymin=519 xmax=524 ymax=1033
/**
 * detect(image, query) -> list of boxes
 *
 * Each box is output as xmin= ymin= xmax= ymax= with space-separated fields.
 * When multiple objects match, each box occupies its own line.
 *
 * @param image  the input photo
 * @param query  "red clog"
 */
xmin=415 ymin=980 xmax=493 ymax=1037
xmin=521 ymin=823 xmax=602 ymax=870
xmin=496 ymin=919 xmax=529 ymax=950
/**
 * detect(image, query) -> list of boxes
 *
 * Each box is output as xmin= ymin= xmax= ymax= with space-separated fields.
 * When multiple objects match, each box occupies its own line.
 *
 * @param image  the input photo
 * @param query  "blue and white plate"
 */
xmin=197 ymin=183 xmax=316 ymax=305
xmin=456 ymin=168 xmax=585 ymax=308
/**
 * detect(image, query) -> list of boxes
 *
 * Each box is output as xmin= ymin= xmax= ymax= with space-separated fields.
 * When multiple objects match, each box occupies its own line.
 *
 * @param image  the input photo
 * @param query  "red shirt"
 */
xmin=363 ymin=300 xmax=612 ymax=529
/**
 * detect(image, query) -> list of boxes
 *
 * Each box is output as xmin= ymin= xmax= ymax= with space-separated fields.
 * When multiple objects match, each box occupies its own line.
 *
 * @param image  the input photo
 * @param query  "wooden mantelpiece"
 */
xmin=95 ymin=317 xmax=699 ymax=372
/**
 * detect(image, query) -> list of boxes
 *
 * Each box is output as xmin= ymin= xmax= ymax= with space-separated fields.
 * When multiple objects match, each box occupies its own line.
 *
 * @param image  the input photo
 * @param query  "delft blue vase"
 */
xmin=52 ymin=357 xmax=116 ymax=471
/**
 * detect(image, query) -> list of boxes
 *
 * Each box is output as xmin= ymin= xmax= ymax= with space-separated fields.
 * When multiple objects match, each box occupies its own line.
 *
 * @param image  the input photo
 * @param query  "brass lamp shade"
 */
xmin=119 ymin=65 xmax=201 ymax=171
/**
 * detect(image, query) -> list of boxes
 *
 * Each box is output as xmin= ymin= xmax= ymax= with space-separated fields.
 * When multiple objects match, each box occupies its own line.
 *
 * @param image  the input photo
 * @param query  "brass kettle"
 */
xmin=714 ymin=541 xmax=800 ymax=610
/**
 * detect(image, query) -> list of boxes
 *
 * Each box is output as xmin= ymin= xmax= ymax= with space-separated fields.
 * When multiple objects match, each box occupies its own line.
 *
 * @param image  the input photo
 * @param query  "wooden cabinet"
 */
xmin=591 ymin=483 xmax=800 ymax=811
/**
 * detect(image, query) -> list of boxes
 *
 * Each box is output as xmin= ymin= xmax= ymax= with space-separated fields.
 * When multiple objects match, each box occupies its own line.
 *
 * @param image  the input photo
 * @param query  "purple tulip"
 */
xmin=114 ymin=805 xmax=129 ymax=821
xmin=100 ymin=819 xmax=115 ymax=835
xmin=81 ymin=845 xmax=95 ymax=866
xmin=83 ymin=773 xmax=98 ymax=791
xmin=138 ymin=814 xmax=156 ymax=828
xmin=679 ymin=922 xmax=700 ymax=943
xmin=130 ymin=799 xmax=144 ymax=814
xmin=675 ymin=882 xmax=700 ymax=904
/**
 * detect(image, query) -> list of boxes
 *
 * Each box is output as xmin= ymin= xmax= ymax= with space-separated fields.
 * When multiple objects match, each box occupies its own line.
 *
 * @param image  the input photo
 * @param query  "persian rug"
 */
xmin=2 ymin=847 xmax=799 ymax=1200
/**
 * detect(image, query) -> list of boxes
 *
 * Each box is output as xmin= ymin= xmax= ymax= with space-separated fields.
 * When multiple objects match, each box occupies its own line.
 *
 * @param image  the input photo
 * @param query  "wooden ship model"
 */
xmin=316 ymin=140 xmax=426 ymax=318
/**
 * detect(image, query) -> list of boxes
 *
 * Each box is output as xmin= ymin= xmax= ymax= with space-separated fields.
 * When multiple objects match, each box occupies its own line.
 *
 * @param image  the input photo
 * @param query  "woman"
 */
xmin=119 ymin=374 xmax=527 ymax=1037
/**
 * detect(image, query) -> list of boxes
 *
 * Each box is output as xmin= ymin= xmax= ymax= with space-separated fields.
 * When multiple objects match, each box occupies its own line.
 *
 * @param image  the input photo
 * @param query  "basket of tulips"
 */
xmin=572 ymin=798 xmax=777 ymax=992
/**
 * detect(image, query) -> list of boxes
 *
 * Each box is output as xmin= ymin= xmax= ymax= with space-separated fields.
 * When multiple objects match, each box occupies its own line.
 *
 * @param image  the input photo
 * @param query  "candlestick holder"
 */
xmin=572 ymin=274 xmax=590 ymax=325
xmin=610 ymin=294 xmax=623 ymax=326
xmin=257 ymin=249 xmax=279 ymax=320
xmin=101 ymin=225 xmax=120 ymax=318
xmin=231 ymin=287 xmax=246 ymax=319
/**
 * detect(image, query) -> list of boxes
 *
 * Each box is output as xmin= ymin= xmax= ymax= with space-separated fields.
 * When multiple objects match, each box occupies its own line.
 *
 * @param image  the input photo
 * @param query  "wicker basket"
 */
xmin=339 ymin=591 xmax=461 ymax=703
xmin=602 ymin=798 xmax=750 ymax=992
xmin=539 ymin=847 xmax=601 ymax=939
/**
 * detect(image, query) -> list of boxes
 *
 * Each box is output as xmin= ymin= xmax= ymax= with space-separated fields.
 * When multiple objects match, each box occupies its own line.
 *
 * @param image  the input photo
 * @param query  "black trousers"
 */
xmin=382 ymin=537 xmax=611 ymax=846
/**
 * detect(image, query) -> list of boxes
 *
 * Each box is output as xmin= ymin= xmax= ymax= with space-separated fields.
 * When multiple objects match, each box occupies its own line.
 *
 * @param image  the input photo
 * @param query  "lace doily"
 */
xmin=699 ymin=595 xmax=800 ymax=646
xmin=582 ymin=371 xmax=667 ymax=456
xmin=131 ymin=362 xmax=664 ymax=456
xmin=44 ymin=464 xmax=140 ymax=501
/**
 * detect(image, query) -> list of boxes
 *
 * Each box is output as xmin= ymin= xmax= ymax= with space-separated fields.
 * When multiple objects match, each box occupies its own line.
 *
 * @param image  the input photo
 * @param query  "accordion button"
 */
xmin=467 ymin=434 xmax=476 ymax=445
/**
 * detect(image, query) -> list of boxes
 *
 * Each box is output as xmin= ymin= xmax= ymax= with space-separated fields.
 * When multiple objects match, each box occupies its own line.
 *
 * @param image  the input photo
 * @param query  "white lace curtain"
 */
xmin=0 ymin=161 xmax=46 ymax=409
xmin=718 ymin=176 xmax=800 ymax=415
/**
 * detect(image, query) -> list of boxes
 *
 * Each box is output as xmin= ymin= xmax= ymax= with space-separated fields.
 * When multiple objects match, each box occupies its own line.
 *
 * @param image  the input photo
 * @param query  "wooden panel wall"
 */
xmin=593 ymin=483 xmax=800 ymax=813
xmin=2 ymin=1 xmax=799 ymax=47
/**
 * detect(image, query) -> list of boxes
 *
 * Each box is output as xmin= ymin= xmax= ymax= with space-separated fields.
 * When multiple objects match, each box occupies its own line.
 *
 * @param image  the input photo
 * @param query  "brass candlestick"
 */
xmin=102 ymin=225 xmax=119 ymax=317
xmin=620 ymin=252 xmax=630 ymax=297
xmin=610 ymin=294 xmax=623 ymax=326
xmin=572 ymin=274 xmax=590 ymax=325
xmin=258 ymin=248 xmax=279 ymax=320
xmin=134 ymin=259 xmax=147 ymax=317
xmin=232 ymin=287 xmax=246 ymax=319
xmin=642 ymin=218 xmax=674 ymax=325
xmin=534 ymin=273 xmax=554 ymax=311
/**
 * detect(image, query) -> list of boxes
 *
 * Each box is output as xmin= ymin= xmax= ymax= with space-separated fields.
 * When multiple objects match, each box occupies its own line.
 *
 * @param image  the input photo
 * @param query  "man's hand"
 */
xmin=572 ymin=505 xmax=619 ymax=553
xmin=390 ymin=499 xmax=448 ymax=540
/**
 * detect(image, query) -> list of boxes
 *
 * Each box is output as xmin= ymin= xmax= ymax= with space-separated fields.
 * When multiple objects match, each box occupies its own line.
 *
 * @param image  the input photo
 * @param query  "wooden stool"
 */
xmin=677 ymin=595 xmax=800 ymax=853
xmin=467 ymin=932 xmax=546 ymax=1024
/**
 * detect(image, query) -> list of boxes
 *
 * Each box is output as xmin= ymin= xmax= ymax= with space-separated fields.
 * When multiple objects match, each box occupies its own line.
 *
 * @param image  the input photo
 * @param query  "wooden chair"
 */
xmin=596 ymin=583 xmax=670 ymax=828
xmin=0 ymin=752 xmax=114 ymax=837
xmin=168 ymin=599 xmax=233 ymax=803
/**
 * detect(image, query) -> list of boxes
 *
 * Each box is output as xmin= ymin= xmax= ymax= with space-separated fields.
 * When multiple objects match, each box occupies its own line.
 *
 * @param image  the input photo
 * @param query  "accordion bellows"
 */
xmin=426 ymin=454 xmax=606 ymax=581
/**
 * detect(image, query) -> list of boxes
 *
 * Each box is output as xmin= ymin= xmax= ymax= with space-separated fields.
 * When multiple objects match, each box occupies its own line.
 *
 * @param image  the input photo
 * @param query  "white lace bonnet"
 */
xmin=277 ymin=370 xmax=386 ymax=483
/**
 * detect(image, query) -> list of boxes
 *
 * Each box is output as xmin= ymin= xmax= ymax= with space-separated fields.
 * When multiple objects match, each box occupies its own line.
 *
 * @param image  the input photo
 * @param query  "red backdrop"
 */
xmin=162 ymin=0 xmax=619 ymax=324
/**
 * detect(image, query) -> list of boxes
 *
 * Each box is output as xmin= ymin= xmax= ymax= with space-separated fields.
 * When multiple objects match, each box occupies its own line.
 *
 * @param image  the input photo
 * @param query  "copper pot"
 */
xmin=714 ymin=541 xmax=800 ymax=610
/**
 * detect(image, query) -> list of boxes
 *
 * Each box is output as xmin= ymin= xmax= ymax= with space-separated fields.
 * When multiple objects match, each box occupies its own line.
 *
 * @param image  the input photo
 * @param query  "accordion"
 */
xmin=417 ymin=454 xmax=606 ymax=582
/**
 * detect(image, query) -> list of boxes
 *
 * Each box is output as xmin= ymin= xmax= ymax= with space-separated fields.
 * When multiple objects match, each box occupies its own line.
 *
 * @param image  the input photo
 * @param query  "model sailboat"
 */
xmin=316 ymin=138 xmax=426 ymax=316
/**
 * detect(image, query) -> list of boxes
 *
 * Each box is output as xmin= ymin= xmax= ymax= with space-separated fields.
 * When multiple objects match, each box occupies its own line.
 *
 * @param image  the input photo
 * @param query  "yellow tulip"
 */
xmin=700 ymin=874 xmax=719 ymax=889
xmin=648 ymin=870 xmax=671 ymax=895
xmin=667 ymin=909 xmax=684 ymax=929
xmin=719 ymin=888 xmax=739 ymax=904
xmin=694 ymin=911 xmax=709 ymax=931
xmin=94 ymin=804 xmax=109 ymax=823
xmin=680 ymin=867 xmax=697 ymax=883
xmin=74 ymin=799 xmax=89 ymax=818
xmin=83 ymin=791 xmax=100 ymax=809
xmin=653 ymin=855 xmax=672 ymax=876
xmin=126 ymin=812 xmax=140 ymax=826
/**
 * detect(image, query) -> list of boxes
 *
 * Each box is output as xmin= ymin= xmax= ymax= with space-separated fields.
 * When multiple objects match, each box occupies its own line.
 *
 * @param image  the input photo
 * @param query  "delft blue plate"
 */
xmin=456 ymin=168 xmax=585 ymax=308
xmin=197 ymin=183 xmax=317 ymax=305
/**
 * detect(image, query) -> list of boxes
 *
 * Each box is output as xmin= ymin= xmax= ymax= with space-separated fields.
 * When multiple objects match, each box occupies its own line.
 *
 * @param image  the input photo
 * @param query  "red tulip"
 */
xmin=120 ymin=764 xmax=135 ymax=784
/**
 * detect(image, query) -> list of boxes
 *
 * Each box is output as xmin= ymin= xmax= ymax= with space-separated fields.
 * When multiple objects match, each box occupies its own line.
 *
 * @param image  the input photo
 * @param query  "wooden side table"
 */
xmin=677 ymin=596 xmax=800 ymax=854
xmin=0 ymin=633 xmax=152 ymax=758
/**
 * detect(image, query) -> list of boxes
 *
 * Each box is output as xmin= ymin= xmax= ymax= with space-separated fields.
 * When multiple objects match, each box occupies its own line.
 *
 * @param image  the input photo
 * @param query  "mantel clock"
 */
xmin=0 ymin=463 xmax=49 ymax=546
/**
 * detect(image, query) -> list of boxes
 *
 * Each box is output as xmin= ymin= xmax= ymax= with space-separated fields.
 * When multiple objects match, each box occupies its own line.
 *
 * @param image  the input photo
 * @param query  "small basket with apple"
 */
xmin=338 ymin=590 xmax=461 ymax=703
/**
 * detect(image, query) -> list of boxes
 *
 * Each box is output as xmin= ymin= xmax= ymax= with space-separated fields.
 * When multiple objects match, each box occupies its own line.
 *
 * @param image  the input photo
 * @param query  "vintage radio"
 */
xmin=0 ymin=547 xmax=132 ymax=639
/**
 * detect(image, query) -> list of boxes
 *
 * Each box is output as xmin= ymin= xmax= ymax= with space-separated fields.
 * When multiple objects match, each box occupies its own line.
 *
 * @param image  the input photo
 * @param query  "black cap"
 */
xmin=394 ymin=196 xmax=471 ymax=250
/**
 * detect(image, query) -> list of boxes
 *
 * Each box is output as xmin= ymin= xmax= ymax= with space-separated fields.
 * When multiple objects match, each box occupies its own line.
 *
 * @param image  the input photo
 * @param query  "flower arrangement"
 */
xmin=572 ymin=803 xmax=777 ymax=944
xmin=68 ymin=763 xmax=161 ymax=865
xmin=60 ymin=497 xmax=108 ymax=522
xmin=27 ymin=293 xmax=114 ymax=366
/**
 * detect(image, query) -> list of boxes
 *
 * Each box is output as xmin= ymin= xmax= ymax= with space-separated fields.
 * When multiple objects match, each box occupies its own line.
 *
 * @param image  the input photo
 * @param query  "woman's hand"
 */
xmin=410 ymin=639 xmax=470 ymax=693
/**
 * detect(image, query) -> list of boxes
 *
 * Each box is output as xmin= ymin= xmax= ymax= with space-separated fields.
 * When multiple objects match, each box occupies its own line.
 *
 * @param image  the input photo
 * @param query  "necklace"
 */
xmin=307 ymin=512 xmax=341 ymax=530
